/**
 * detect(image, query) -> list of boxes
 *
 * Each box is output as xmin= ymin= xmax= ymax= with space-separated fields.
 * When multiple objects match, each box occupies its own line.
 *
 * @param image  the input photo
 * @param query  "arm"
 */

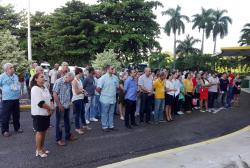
xmin=52 ymin=82 xmax=64 ymax=112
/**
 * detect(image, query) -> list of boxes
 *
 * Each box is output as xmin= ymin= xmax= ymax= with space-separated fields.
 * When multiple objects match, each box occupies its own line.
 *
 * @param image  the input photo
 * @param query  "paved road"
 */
xmin=0 ymin=92 xmax=250 ymax=168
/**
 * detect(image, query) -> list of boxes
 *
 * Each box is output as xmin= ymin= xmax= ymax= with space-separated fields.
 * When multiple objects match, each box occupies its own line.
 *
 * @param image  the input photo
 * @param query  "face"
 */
xmin=65 ymin=75 xmax=74 ymax=83
xmin=62 ymin=64 xmax=69 ymax=72
xmin=35 ymin=74 xmax=45 ymax=86
xmin=188 ymin=73 xmax=191 ymax=79
xmin=131 ymin=70 xmax=137 ymax=78
xmin=6 ymin=65 xmax=15 ymax=75
xmin=107 ymin=66 xmax=114 ymax=74
xmin=37 ymin=68 xmax=44 ymax=75
xmin=160 ymin=74 xmax=165 ymax=80
xmin=223 ymin=73 xmax=227 ymax=78
xmin=32 ymin=63 xmax=38 ymax=68
xmin=168 ymin=75 xmax=173 ymax=80
xmin=145 ymin=68 xmax=151 ymax=76
xmin=55 ymin=64 xmax=59 ymax=70
xmin=95 ymin=70 xmax=101 ymax=78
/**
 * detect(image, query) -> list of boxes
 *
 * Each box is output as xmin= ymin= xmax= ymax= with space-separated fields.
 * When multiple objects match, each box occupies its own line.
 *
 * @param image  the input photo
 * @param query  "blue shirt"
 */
xmin=53 ymin=77 xmax=72 ymax=109
xmin=0 ymin=73 xmax=20 ymax=100
xmin=98 ymin=73 xmax=118 ymax=104
xmin=124 ymin=76 xmax=137 ymax=101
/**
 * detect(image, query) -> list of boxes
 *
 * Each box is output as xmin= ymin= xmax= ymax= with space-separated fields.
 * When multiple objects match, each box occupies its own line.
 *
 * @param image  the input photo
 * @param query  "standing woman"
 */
xmin=199 ymin=73 xmax=210 ymax=112
xmin=118 ymin=72 xmax=128 ymax=120
xmin=233 ymin=74 xmax=241 ymax=106
xmin=31 ymin=73 xmax=53 ymax=158
xmin=183 ymin=72 xmax=194 ymax=113
xmin=72 ymin=67 xmax=89 ymax=135
xmin=165 ymin=74 xmax=176 ymax=121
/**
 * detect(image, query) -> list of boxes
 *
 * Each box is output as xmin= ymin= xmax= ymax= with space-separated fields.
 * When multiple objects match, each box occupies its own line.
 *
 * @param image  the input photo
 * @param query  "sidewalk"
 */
xmin=100 ymin=126 xmax=250 ymax=168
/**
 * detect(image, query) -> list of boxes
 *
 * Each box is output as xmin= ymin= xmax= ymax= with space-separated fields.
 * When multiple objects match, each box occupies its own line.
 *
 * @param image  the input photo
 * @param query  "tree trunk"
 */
xmin=213 ymin=36 xmax=217 ymax=54
xmin=201 ymin=28 xmax=205 ymax=54
xmin=173 ymin=32 xmax=176 ymax=69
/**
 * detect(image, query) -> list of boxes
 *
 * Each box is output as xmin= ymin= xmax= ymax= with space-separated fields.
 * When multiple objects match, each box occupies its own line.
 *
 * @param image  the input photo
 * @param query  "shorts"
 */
xmin=32 ymin=115 xmax=50 ymax=132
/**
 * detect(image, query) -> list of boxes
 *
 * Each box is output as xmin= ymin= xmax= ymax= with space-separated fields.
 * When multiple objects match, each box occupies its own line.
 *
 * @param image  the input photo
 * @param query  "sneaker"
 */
xmin=82 ymin=125 xmax=92 ymax=131
xmin=3 ymin=131 xmax=11 ymax=137
xmin=86 ymin=120 xmax=90 ymax=124
xmin=200 ymin=110 xmax=206 ymax=113
xmin=75 ymin=129 xmax=84 ymax=135
xmin=90 ymin=118 xmax=98 ymax=122
xmin=194 ymin=107 xmax=200 ymax=110
xmin=177 ymin=111 xmax=184 ymax=115
xmin=15 ymin=129 xmax=23 ymax=133
xmin=120 ymin=116 xmax=124 ymax=120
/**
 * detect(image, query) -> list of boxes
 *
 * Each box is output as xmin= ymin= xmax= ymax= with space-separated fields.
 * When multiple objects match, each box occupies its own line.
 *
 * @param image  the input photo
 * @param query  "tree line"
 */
xmin=0 ymin=0 xmax=249 ymax=72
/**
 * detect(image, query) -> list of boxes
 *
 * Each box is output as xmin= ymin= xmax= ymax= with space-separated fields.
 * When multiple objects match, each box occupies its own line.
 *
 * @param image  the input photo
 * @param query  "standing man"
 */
xmin=220 ymin=73 xmax=229 ymax=108
xmin=83 ymin=67 xmax=98 ymax=123
xmin=153 ymin=71 xmax=165 ymax=123
xmin=94 ymin=70 xmax=102 ymax=119
xmin=97 ymin=65 xmax=119 ymax=132
xmin=124 ymin=69 xmax=138 ymax=129
xmin=0 ymin=63 xmax=23 ymax=137
xmin=138 ymin=67 xmax=153 ymax=124
xmin=49 ymin=63 xmax=59 ymax=94
xmin=53 ymin=72 xmax=77 ymax=146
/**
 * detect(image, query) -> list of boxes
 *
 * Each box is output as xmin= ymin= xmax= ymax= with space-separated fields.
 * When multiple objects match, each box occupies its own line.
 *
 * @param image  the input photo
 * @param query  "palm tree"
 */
xmin=176 ymin=34 xmax=201 ymax=57
xmin=208 ymin=9 xmax=232 ymax=54
xmin=192 ymin=8 xmax=214 ymax=54
xmin=238 ymin=23 xmax=250 ymax=46
xmin=162 ymin=5 xmax=189 ymax=69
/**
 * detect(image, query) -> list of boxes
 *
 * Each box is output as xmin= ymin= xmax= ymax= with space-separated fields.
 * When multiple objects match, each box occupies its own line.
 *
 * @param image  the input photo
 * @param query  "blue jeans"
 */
xmin=226 ymin=87 xmax=234 ymax=107
xmin=55 ymin=107 xmax=71 ymax=141
xmin=101 ymin=103 xmax=115 ymax=129
xmin=73 ymin=99 xmax=86 ymax=129
xmin=85 ymin=96 xmax=95 ymax=120
xmin=94 ymin=95 xmax=101 ymax=118
xmin=154 ymin=99 xmax=165 ymax=122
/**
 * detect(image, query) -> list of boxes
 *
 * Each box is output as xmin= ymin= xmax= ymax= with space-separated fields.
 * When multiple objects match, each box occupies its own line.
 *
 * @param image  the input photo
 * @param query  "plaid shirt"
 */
xmin=53 ymin=77 xmax=72 ymax=109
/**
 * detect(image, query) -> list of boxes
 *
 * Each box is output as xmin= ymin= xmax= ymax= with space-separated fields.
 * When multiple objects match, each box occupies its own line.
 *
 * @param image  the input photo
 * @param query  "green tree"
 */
xmin=149 ymin=52 xmax=172 ymax=69
xmin=176 ymin=35 xmax=201 ymax=57
xmin=238 ymin=23 xmax=250 ymax=46
xmin=0 ymin=30 xmax=29 ymax=74
xmin=208 ymin=9 xmax=232 ymax=54
xmin=192 ymin=8 xmax=214 ymax=54
xmin=162 ymin=5 xmax=189 ymax=69
xmin=97 ymin=0 xmax=162 ymax=64
xmin=92 ymin=49 xmax=121 ymax=71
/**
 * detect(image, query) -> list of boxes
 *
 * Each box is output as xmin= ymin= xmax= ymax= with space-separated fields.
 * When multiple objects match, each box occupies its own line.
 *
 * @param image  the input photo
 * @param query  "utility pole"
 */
xmin=27 ymin=0 xmax=32 ymax=60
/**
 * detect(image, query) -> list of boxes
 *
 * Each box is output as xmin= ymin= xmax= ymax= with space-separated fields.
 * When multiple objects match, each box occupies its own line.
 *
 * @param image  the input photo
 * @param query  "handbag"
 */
xmin=192 ymin=98 xmax=198 ymax=106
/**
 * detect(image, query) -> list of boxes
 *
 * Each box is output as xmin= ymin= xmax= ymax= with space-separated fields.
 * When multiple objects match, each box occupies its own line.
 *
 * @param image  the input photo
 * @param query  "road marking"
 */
xmin=212 ymin=107 xmax=226 ymax=114
xmin=98 ymin=125 xmax=250 ymax=168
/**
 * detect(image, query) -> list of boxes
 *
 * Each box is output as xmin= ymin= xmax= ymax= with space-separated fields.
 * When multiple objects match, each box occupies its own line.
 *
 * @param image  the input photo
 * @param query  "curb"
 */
xmin=98 ymin=125 xmax=250 ymax=168
xmin=20 ymin=105 xmax=31 ymax=110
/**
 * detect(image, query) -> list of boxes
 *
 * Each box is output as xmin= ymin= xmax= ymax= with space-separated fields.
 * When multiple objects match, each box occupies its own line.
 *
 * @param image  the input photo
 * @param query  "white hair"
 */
xmin=3 ymin=63 xmax=13 ymax=72
xmin=65 ymin=72 xmax=75 ymax=78
xmin=61 ymin=62 xmax=69 ymax=66
xmin=35 ymin=66 xmax=43 ymax=73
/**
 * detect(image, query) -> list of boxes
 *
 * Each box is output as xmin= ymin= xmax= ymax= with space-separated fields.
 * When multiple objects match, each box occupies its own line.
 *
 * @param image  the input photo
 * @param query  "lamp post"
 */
xmin=27 ymin=0 xmax=32 ymax=60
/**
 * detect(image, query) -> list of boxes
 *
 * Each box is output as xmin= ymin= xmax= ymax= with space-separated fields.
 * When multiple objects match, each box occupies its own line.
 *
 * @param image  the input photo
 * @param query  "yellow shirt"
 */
xmin=183 ymin=79 xmax=193 ymax=93
xmin=153 ymin=78 xmax=165 ymax=99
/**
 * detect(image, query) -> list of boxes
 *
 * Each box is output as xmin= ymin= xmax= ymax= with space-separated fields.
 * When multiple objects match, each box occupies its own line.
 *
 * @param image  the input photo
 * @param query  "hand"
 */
xmin=59 ymin=104 xmax=65 ymax=113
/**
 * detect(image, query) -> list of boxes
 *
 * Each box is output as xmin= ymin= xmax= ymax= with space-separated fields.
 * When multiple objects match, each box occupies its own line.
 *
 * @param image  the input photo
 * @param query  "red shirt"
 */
xmin=229 ymin=74 xmax=235 ymax=86
xmin=192 ymin=77 xmax=197 ymax=88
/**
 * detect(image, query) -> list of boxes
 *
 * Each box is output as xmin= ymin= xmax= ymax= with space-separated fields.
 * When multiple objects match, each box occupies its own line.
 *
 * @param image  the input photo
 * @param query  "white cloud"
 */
xmin=1 ymin=0 xmax=249 ymax=54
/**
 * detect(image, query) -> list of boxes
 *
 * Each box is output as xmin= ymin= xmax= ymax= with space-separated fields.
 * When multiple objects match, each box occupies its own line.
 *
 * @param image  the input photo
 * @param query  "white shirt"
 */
xmin=138 ymin=74 xmax=153 ymax=91
xmin=31 ymin=86 xmax=51 ymax=116
xmin=165 ymin=80 xmax=175 ymax=96
xmin=72 ymin=78 xmax=84 ymax=102
xmin=172 ymin=79 xmax=181 ymax=97
xmin=49 ymin=69 xmax=58 ymax=84
xmin=208 ymin=77 xmax=219 ymax=92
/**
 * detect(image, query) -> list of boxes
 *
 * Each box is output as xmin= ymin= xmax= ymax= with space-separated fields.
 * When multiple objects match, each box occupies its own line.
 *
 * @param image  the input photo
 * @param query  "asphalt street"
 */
xmin=0 ymin=92 xmax=249 ymax=168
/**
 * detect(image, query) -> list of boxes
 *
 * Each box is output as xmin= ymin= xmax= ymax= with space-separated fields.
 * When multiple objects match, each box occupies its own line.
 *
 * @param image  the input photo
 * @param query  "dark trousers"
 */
xmin=221 ymin=91 xmax=227 ymax=107
xmin=184 ymin=92 xmax=193 ymax=112
xmin=1 ymin=100 xmax=20 ymax=134
xmin=208 ymin=92 xmax=217 ymax=108
xmin=125 ymin=99 xmax=136 ymax=126
xmin=140 ymin=93 xmax=152 ymax=123
xmin=172 ymin=95 xmax=179 ymax=115
xmin=73 ymin=99 xmax=86 ymax=129
xmin=55 ymin=107 xmax=71 ymax=141
xmin=226 ymin=86 xmax=234 ymax=107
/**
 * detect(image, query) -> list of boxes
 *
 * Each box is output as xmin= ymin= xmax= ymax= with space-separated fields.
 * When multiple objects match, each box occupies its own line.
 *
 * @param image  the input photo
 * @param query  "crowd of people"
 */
xmin=0 ymin=62 xmax=242 ymax=158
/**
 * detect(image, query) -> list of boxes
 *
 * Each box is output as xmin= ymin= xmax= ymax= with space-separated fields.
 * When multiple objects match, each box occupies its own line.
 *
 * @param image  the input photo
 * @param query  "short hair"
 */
xmin=159 ymin=71 xmax=165 ymax=77
xmin=88 ymin=67 xmax=95 ymax=74
xmin=61 ymin=62 xmax=69 ymax=66
xmin=75 ymin=67 xmax=83 ymax=75
xmin=3 ymin=63 xmax=13 ymax=72
xmin=185 ymin=72 xmax=190 ymax=79
xmin=30 ymin=73 xmax=42 ymax=88
xmin=35 ymin=66 xmax=43 ymax=73
xmin=166 ymin=73 xmax=172 ymax=79
xmin=105 ymin=65 xmax=111 ymax=71
xmin=65 ymin=72 xmax=75 ymax=78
